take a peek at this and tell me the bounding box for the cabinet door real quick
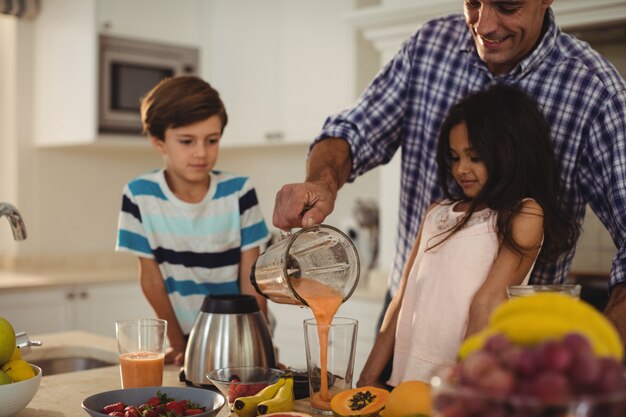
[336,297,384,381]
[73,281,154,338]
[0,287,73,335]
[269,303,313,369]
[210,0,281,147]
[278,0,355,143]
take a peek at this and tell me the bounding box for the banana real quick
[257,377,294,415]
[233,377,286,417]
[459,293,624,360]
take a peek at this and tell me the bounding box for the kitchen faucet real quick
[0,202,27,240]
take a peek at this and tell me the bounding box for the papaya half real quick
[330,387,389,417]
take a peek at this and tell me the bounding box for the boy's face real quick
[151,115,222,190]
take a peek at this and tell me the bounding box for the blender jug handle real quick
[250,260,269,299]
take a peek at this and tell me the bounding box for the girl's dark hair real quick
[435,84,578,261]
[140,75,228,140]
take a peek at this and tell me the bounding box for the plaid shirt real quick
[315,9,626,296]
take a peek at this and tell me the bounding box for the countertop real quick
[16,331,323,417]
[0,265,389,300]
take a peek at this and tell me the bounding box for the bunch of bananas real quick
[232,373,295,417]
[459,293,624,360]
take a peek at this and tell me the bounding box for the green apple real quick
[0,317,16,365]
[0,369,11,385]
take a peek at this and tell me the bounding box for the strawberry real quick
[184,409,205,416]
[166,400,185,416]
[103,402,125,414]
[123,405,140,417]
[107,412,124,417]
[145,396,161,408]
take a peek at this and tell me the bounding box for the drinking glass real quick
[115,318,167,388]
[507,284,581,299]
[304,317,358,415]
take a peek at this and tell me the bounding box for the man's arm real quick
[604,283,626,345]
[273,137,352,230]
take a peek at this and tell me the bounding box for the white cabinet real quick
[211,0,356,147]
[96,0,203,46]
[0,281,154,338]
[31,0,355,148]
[269,295,383,381]
[32,0,204,147]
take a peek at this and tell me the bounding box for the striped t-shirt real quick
[116,169,270,333]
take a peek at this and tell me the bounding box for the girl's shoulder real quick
[517,198,544,217]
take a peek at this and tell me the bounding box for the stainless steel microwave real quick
[98,35,199,134]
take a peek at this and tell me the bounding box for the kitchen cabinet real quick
[0,281,153,337]
[32,0,204,148]
[269,295,383,379]
[209,0,356,147]
[32,0,355,148]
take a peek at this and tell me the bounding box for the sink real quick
[30,356,116,376]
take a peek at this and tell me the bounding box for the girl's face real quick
[449,122,489,199]
[151,115,222,195]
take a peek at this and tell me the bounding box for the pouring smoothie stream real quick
[292,278,344,409]
[250,225,360,411]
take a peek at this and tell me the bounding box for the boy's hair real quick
[140,75,228,140]
[435,84,578,262]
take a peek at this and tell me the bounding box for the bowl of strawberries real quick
[81,387,225,417]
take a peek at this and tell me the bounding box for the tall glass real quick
[304,317,358,415]
[115,318,167,388]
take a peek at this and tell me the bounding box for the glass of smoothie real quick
[304,317,358,415]
[115,318,167,389]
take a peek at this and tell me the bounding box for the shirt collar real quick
[459,8,559,79]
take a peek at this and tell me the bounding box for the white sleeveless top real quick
[388,200,528,385]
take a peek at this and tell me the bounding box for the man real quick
[272,0,626,346]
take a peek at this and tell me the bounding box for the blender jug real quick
[251,224,360,306]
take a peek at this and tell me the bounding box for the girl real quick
[358,84,579,386]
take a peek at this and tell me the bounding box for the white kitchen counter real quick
[16,331,322,417]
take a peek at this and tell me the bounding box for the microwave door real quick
[99,51,186,134]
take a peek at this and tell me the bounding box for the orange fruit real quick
[380,380,431,417]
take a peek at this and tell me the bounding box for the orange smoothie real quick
[292,277,344,411]
[119,351,165,388]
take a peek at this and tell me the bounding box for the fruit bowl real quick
[0,364,42,417]
[82,386,225,417]
[206,366,284,404]
[431,362,626,417]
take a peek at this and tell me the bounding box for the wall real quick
[0,0,378,273]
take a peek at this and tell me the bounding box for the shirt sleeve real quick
[312,31,419,182]
[578,91,626,288]
[115,184,154,259]
[238,178,271,251]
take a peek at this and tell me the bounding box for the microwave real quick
[98,35,199,134]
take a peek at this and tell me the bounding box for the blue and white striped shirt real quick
[116,169,270,333]
[316,10,626,296]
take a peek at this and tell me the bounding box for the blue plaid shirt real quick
[315,10,626,296]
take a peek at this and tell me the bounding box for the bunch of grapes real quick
[434,333,626,417]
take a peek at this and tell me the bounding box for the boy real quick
[116,76,271,365]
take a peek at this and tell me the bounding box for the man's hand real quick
[272,181,336,230]
[273,137,352,230]
[604,282,626,346]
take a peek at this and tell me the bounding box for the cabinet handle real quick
[264,131,284,142]
[66,292,75,300]
[79,291,89,300]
